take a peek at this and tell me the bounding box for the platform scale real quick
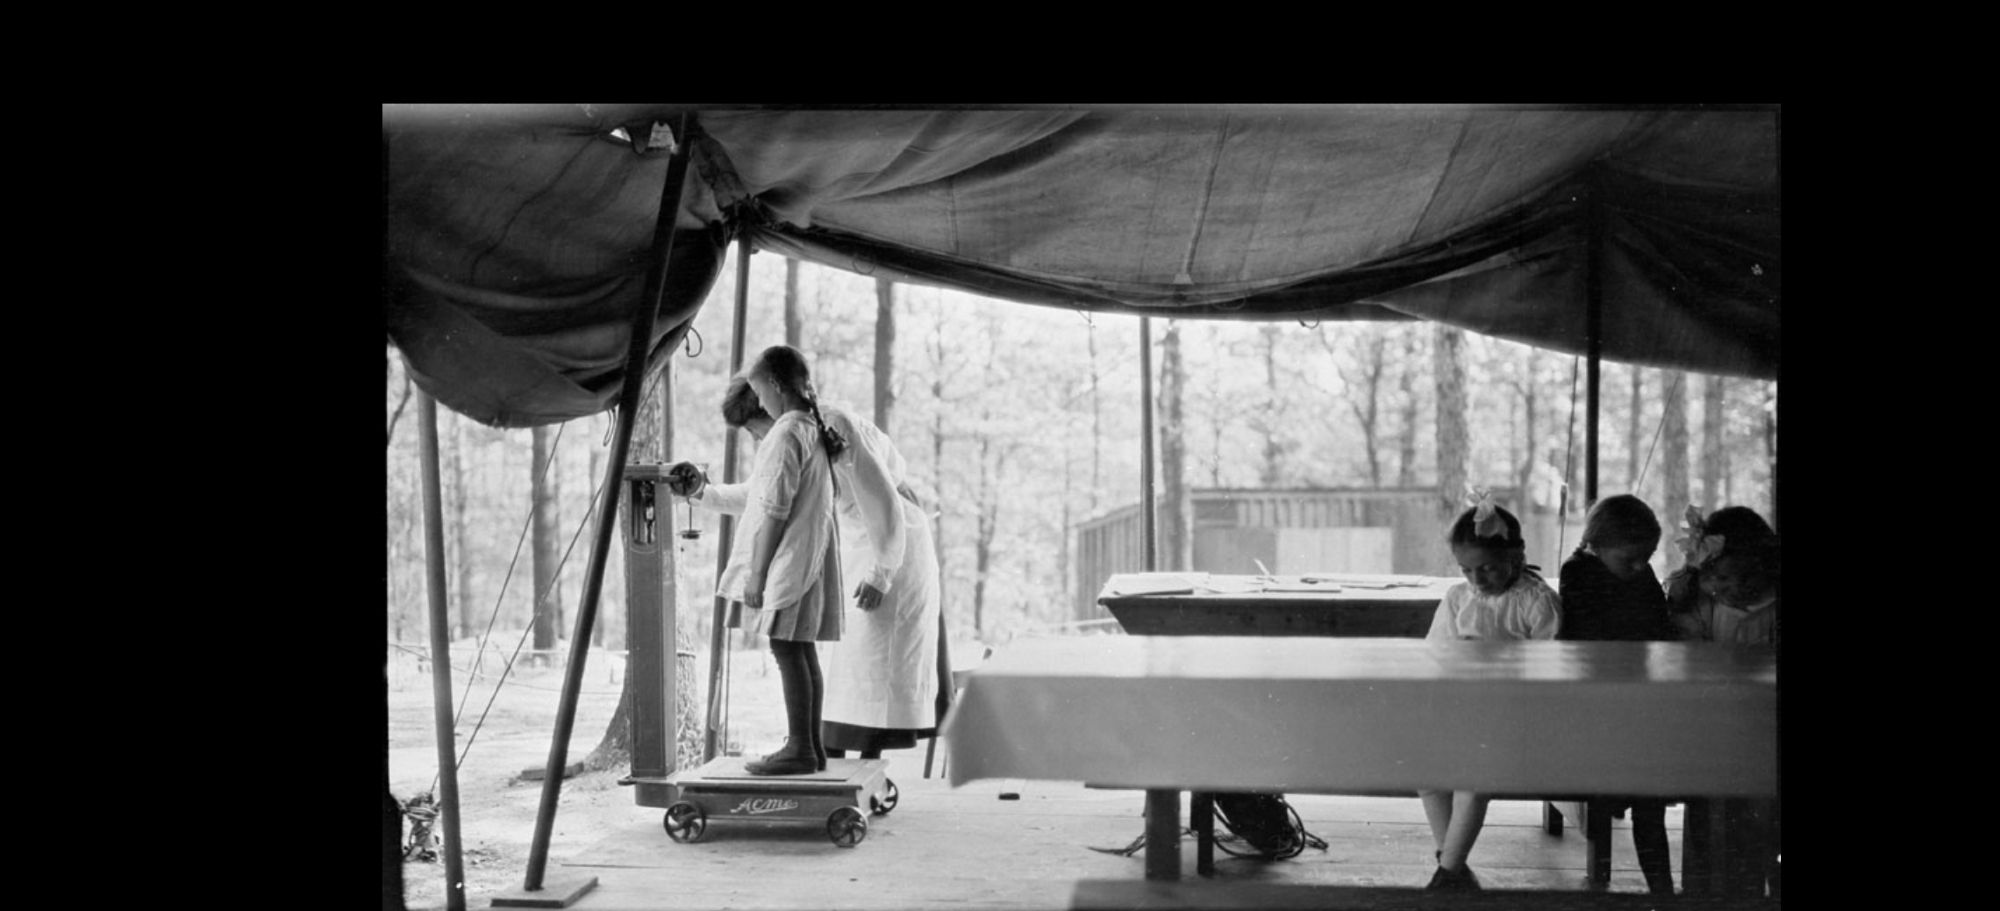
[621,467,899,848]
[631,755,899,847]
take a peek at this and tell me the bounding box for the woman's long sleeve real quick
[846,424,908,593]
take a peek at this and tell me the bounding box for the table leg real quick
[1716,797,1775,897]
[1585,801,1613,888]
[1681,798,1717,895]
[1191,791,1215,877]
[1144,789,1181,881]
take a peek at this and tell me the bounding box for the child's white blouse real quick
[714,412,838,611]
[1427,574,1563,641]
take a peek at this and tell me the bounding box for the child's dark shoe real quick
[745,754,816,775]
[746,739,816,776]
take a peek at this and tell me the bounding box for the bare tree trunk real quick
[1361,334,1386,488]
[388,524,403,645]
[1060,435,1074,618]
[1209,410,1225,488]
[1661,371,1691,543]
[530,424,562,667]
[1763,384,1777,527]
[1434,324,1469,528]
[1326,328,1386,488]
[1160,321,1192,571]
[1396,326,1423,487]
[1517,350,1539,499]
[387,367,413,448]
[930,310,950,629]
[973,434,995,638]
[874,278,895,432]
[784,258,803,349]
[1701,374,1727,513]
[590,446,612,649]
[1258,324,1284,486]
[450,415,476,642]
[1628,366,1645,491]
[1087,320,1102,514]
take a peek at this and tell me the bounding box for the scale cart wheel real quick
[663,801,707,843]
[827,805,868,847]
[870,778,900,816]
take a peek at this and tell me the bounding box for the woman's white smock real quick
[818,404,941,731]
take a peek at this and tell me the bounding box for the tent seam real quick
[1407,114,1473,250]
[1176,115,1233,285]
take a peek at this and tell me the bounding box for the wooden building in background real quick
[1072,487,1570,622]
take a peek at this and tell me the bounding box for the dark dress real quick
[1558,553,1675,642]
[1556,550,1678,895]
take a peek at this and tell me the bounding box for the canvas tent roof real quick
[383,105,1779,428]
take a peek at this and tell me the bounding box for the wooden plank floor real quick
[502,773,1707,910]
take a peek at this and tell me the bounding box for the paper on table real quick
[1258,577,1343,593]
[1292,574,1436,589]
[1105,574,1206,597]
[1197,577,1264,594]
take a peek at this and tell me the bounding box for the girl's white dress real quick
[714,411,842,643]
[1426,573,1562,641]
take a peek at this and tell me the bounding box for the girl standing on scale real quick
[713,345,847,775]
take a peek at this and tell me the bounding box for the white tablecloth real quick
[941,636,1776,798]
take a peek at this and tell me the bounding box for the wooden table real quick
[1097,572,1458,638]
[941,636,1777,884]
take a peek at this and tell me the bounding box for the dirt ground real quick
[387,643,790,911]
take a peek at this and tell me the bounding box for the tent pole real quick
[705,240,752,762]
[1138,316,1157,572]
[1583,171,1604,508]
[1136,314,1169,876]
[512,112,694,902]
[417,389,468,911]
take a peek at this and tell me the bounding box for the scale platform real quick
[630,755,898,847]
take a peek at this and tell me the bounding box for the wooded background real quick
[385,247,1777,662]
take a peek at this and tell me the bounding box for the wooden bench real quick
[1163,789,1625,882]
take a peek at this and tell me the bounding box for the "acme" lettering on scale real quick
[729,797,801,815]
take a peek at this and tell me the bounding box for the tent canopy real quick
[383,105,1779,428]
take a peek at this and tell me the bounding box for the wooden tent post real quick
[501,112,694,907]
[417,389,468,911]
[1135,314,1176,880]
[1583,170,1605,508]
[704,240,753,762]
[1139,316,1157,573]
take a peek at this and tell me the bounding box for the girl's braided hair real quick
[752,345,847,459]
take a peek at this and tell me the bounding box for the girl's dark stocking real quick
[746,639,817,775]
[804,642,826,770]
